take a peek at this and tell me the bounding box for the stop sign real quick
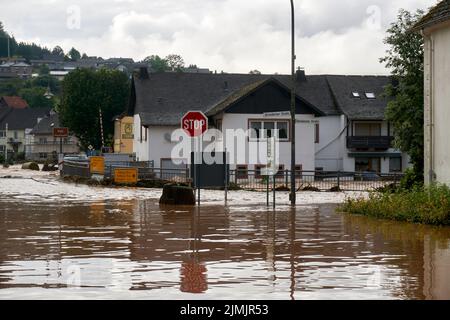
[181,111,208,137]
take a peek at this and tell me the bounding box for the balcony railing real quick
[33,141,77,145]
[347,136,393,149]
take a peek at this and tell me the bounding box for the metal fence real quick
[229,170,403,192]
[60,159,403,192]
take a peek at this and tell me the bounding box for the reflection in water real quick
[0,199,449,299]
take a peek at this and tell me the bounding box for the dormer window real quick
[351,92,360,98]
[365,92,376,99]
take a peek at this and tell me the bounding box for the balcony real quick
[347,136,393,149]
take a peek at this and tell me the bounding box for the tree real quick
[249,70,261,75]
[380,9,425,181]
[67,47,81,61]
[165,54,185,72]
[142,55,169,73]
[52,46,64,57]
[19,87,54,108]
[81,53,88,59]
[60,69,130,150]
[38,64,50,75]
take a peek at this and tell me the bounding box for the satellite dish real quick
[164,132,172,142]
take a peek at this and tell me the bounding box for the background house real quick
[0,107,51,158]
[322,75,409,174]
[0,60,32,79]
[121,69,410,175]
[27,112,80,161]
[0,96,29,109]
[413,0,450,185]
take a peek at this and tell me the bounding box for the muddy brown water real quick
[0,199,449,300]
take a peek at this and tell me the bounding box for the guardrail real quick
[60,159,403,192]
[229,170,403,192]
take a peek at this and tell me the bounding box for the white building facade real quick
[127,71,410,174]
[414,1,450,185]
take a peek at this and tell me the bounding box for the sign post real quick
[53,127,69,156]
[181,111,208,206]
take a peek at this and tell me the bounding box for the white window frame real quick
[248,120,290,142]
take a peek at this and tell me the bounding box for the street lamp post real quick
[289,0,296,206]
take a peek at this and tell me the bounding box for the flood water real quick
[0,199,449,300]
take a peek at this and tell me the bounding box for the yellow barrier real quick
[114,168,138,184]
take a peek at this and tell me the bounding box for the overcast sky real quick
[0,0,438,75]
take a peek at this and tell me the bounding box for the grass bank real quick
[338,184,450,226]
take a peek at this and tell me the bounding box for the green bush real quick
[338,184,450,226]
[399,167,424,191]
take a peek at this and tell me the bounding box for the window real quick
[236,165,248,179]
[277,122,288,140]
[14,131,18,139]
[352,92,360,98]
[315,123,320,144]
[389,157,402,172]
[39,153,47,159]
[0,145,5,154]
[249,120,289,141]
[0,131,5,138]
[39,137,47,144]
[354,122,381,136]
[365,92,376,99]
[355,158,380,172]
[140,125,148,142]
[250,121,262,140]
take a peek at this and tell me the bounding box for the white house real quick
[413,0,450,185]
[126,69,410,175]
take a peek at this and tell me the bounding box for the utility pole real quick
[289,0,296,206]
[99,107,105,152]
[4,123,8,166]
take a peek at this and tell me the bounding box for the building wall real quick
[114,116,134,154]
[133,114,149,161]
[424,24,450,185]
[27,134,79,160]
[315,115,345,171]
[220,113,316,171]
[147,126,180,167]
[133,113,316,171]
[0,129,26,154]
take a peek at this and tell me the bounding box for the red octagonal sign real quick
[181,111,208,137]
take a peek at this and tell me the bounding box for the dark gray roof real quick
[326,75,392,120]
[30,112,60,134]
[0,107,52,130]
[413,0,450,31]
[131,73,339,126]
[130,72,391,126]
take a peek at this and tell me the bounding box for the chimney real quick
[296,67,306,82]
[139,67,149,79]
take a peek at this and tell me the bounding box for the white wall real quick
[220,113,316,171]
[315,115,344,171]
[134,113,316,171]
[133,114,149,161]
[147,126,181,167]
[424,25,450,185]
